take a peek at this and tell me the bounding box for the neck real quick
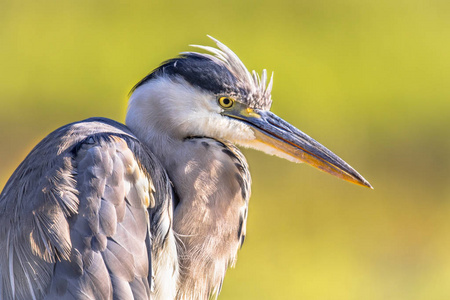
[126,81,250,299]
[126,78,185,163]
[125,130,248,300]
[168,137,249,300]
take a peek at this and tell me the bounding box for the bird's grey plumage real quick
[0,115,250,299]
[0,118,177,299]
[0,36,371,300]
[168,137,250,299]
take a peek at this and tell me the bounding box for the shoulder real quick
[0,117,174,300]
[1,116,171,226]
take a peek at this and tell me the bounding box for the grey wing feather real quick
[0,118,174,300]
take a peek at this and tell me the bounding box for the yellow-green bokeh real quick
[1,0,449,299]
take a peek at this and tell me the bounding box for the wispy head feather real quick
[132,36,273,110]
[188,36,273,110]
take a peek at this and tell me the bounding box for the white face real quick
[126,76,256,144]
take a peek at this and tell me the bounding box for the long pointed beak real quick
[223,105,372,188]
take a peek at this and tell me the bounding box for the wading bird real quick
[0,37,371,300]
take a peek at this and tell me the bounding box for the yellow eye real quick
[218,96,234,108]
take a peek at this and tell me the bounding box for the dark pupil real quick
[222,98,230,105]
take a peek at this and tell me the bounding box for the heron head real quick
[127,36,372,188]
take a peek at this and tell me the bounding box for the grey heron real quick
[0,36,372,300]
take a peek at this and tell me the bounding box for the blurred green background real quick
[1,0,449,299]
